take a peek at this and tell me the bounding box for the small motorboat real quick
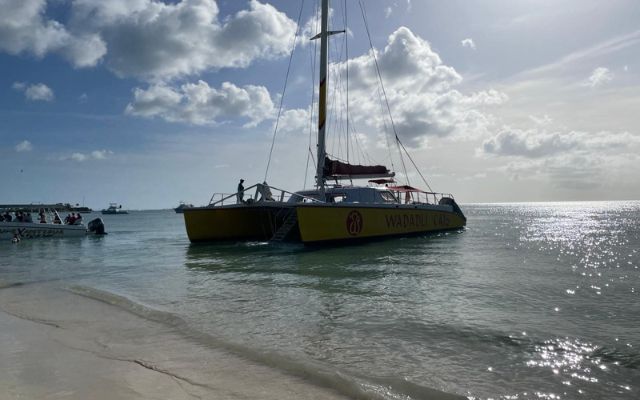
[101,203,128,215]
[174,202,194,214]
[1,204,106,240]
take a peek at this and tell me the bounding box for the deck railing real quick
[208,183,323,206]
[206,183,455,207]
[393,191,455,205]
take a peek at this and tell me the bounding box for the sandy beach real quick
[0,283,357,400]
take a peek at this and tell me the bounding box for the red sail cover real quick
[324,157,392,178]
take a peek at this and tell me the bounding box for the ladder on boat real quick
[270,209,298,242]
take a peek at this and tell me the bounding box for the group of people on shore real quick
[0,210,83,225]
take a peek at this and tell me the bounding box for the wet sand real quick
[0,283,354,400]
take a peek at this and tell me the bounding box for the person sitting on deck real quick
[15,212,23,222]
[53,214,62,224]
[64,214,71,224]
[39,211,46,224]
[73,213,83,225]
[3,212,12,222]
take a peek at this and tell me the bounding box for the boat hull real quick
[0,222,87,239]
[295,204,465,244]
[183,204,293,242]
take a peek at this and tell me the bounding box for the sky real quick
[1,0,639,209]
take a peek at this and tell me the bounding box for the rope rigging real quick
[274,0,435,193]
[264,0,306,182]
[357,0,434,191]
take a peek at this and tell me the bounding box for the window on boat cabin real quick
[328,194,347,203]
[379,191,398,203]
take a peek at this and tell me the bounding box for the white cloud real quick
[514,29,640,80]
[69,0,297,81]
[63,149,114,162]
[70,153,87,162]
[461,38,476,50]
[15,140,33,152]
[529,114,553,126]
[333,27,505,147]
[0,0,106,67]
[26,83,54,101]
[385,7,393,19]
[91,149,113,159]
[585,67,614,87]
[481,126,640,188]
[275,108,311,135]
[1,0,298,81]
[12,81,54,101]
[125,80,275,126]
[482,127,638,158]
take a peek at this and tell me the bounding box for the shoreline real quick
[0,283,357,400]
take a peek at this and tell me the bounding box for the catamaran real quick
[183,0,465,244]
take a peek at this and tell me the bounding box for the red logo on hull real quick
[346,210,363,236]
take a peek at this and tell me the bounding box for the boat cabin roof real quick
[290,186,398,204]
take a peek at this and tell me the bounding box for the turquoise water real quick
[1,202,638,399]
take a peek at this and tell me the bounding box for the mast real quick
[315,0,329,198]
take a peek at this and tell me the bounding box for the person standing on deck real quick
[237,179,245,204]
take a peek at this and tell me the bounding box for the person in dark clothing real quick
[237,179,245,204]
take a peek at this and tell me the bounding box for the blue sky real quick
[1,0,639,209]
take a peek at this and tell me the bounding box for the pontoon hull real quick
[295,204,465,244]
[183,204,293,242]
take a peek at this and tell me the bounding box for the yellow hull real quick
[296,204,465,244]
[183,205,291,242]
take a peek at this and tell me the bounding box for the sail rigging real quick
[323,157,394,179]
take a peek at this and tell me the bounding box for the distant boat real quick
[101,203,128,215]
[1,205,105,239]
[174,202,194,214]
[70,206,92,213]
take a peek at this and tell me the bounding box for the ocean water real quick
[0,202,638,399]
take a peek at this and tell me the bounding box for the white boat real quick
[0,205,105,240]
[174,202,194,214]
[101,203,128,215]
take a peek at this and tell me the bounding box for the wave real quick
[0,280,24,289]
[68,285,466,400]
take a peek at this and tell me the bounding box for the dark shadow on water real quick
[183,229,467,282]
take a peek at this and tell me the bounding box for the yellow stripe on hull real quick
[183,206,286,242]
[296,205,465,244]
